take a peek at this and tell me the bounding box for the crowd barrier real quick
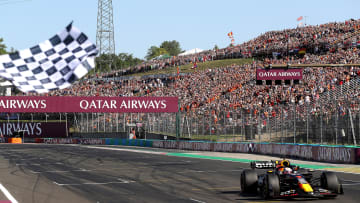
[36,138,360,164]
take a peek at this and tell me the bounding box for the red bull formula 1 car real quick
[240,160,343,199]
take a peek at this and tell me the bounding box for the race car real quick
[240,159,343,199]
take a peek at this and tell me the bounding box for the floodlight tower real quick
[96,0,115,56]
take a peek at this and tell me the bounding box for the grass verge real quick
[128,58,254,77]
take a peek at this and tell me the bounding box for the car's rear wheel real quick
[321,172,341,195]
[240,169,258,193]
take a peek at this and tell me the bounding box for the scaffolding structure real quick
[96,0,115,56]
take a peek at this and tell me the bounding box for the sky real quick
[0,0,360,59]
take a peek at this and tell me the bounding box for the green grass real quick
[127,58,254,77]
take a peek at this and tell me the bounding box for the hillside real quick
[126,58,254,77]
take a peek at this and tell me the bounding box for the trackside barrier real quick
[36,138,360,164]
[39,138,152,147]
[151,141,360,164]
[104,139,153,147]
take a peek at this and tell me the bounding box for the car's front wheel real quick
[321,172,342,195]
[261,173,280,199]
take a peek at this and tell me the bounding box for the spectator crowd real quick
[19,19,360,132]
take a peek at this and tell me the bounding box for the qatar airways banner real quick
[0,122,67,138]
[256,68,303,80]
[0,96,178,113]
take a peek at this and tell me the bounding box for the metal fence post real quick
[65,113,68,137]
[258,113,261,143]
[224,111,227,141]
[209,112,212,137]
[176,104,180,140]
[275,113,278,142]
[233,112,235,142]
[87,113,89,133]
[348,109,357,146]
[196,114,198,137]
[293,102,296,144]
[123,113,126,132]
[281,106,283,143]
[97,113,100,133]
[250,113,253,141]
[306,103,309,144]
[320,109,323,144]
[116,113,119,132]
[91,113,94,132]
[335,110,338,145]
[241,111,245,141]
[103,113,106,132]
[81,113,83,132]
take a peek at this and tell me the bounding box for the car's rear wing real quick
[250,161,277,169]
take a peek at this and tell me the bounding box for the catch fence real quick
[1,78,359,146]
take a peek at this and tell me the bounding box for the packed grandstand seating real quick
[19,19,360,126]
[91,18,360,78]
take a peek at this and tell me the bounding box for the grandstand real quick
[10,19,360,145]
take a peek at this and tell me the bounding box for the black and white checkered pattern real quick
[0,23,98,93]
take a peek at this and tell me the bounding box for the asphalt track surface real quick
[0,144,359,203]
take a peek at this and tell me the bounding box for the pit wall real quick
[36,138,360,164]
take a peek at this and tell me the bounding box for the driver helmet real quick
[282,160,290,167]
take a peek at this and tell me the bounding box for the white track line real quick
[53,178,135,186]
[190,198,206,203]
[82,146,166,155]
[0,183,18,203]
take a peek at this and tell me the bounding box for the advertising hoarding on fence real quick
[0,122,67,138]
[256,68,303,80]
[0,96,178,113]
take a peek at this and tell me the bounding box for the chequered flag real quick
[0,23,98,93]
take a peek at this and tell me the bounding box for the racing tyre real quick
[321,172,341,194]
[261,173,280,199]
[240,169,258,193]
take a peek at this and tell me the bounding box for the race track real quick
[0,144,359,203]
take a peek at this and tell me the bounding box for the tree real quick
[214,44,219,50]
[112,53,143,70]
[95,53,143,73]
[0,38,7,55]
[146,46,159,60]
[160,40,182,56]
[95,54,112,73]
[145,46,169,60]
